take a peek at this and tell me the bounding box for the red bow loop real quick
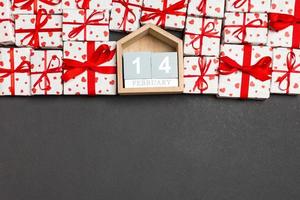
[75,0,90,9]
[232,18,263,42]
[233,0,247,8]
[0,60,31,79]
[269,13,300,31]
[13,0,61,13]
[0,18,14,24]
[194,57,211,92]
[197,0,207,15]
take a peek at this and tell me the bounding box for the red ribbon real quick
[31,51,62,94]
[197,0,207,16]
[0,48,31,96]
[185,19,220,55]
[15,9,62,48]
[112,0,141,31]
[219,45,272,99]
[63,10,107,40]
[140,0,186,28]
[0,18,14,24]
[232,0,251,12]
[274,50,300,94]
[184,57,218,93]
[62,43,116,96]
[13,0,61,13]
[75,0,90,9]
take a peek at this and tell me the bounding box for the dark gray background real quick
[0,32,300,200]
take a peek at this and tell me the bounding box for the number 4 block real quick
[151,52,178,79]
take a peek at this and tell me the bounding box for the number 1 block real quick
[123,52,152,80]
[151,52,178,79]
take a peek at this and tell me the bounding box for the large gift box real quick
[109,0,142,32]
[15,10,63,49]
[63,9,109,41]
[223,12,268,45]
[0,0,15,45]
[12,0,62,14]
[184,16,222,56]
[184,56,219,94]
[63,41,117,95]
[271,48,300,95]
[268,0,300,48]
[140,0,188,31]
[0,48,32,96]
[187,0,225,18]
[218,44,273,99]
[225,0,270,13]
[31,50,63,95]
[62,0,112,10]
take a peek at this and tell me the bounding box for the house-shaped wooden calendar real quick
[117,24,184,95]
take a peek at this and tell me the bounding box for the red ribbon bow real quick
[140,0,186,28]
[197,0,207,15]
[269,13,300,31]
[62,43,116,95]
[13,0,61,13]
[232,0,251,11]
[75,0,90,9]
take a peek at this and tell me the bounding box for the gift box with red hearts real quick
[63,41,117,95]
[31,50,63,95]
[184,56,219,94]
[62,0,112,10]
[225,0,270,13]
[140,0,188,31]
[0,0,15,45]
[12,0,62,14]
[187,0,225,18]
[223,12,268,45]
[218,44,273,99]
[109,0,142,32]
[271,48,300,95]
[184,16,222,56]
[0,48,32,96]
[15,10,63,49]
[63,9,109,41]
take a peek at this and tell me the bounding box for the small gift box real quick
[223,12,268,45]
[184,56,219,94]
[109,0,142,32]
[15,10,63,49]
[63,41,117,95]
[12,0,62,14]
[63,9,109,42]
[184,16,222,56]
[140,0,188,31]
[0,1,15,45]
[271,48,300,95]
[225,0,270,13]
[62,0,112,10]
[0,48,32,96]
[31,50,63,95]
[218,44,273,99]
[187,0,225,18]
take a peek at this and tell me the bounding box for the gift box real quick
[268,0,300,48]
[218,44,273,99]
[63,41,117,95]
[271,48,300,95]
[223,12,268,45]
[140,0,188,31]
[12,0,62,14]
[63,9,109,41]
[109,0,142,32]
[0,48,32,96]
[184,16,222,56]
[31,50,63,95]
[15,10,63,49]
[184,56,219,94]
[62,0,112,10]
[187,0,225,18]
[0,1,15,45]
[225,0,270,13]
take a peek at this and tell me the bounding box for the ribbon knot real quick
[233,0,248,8]
[75,0,90,9]
[13,0,61,13]
[233,19,263,42]
[0,60,31,79]
[193,57,211,92]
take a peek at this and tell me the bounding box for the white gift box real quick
[184,56,219,94]
[218,44,273,99]
[0,48,32,96]
[140,0,188,31]
[271,48,300,95]
[63,41,117,95]
[12,0,62,14]
[31,50,63,95]
[63,9,109,41]
[184,16,222,56]
[62,0,112,10]
[223,12,268,45]
[0,0,15,45]
[187,0,225,18]
[109,0,142,32]
[225,0,270,13]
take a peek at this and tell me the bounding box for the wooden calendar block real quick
[151,52,178,79]
[123,52,152,80]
